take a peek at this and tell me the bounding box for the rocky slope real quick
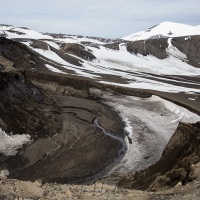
[118,122,200,191]
[125,35,200,68]
[0,71,128,184]
[0,22,200,199]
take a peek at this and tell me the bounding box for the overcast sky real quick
[0,0,199,38]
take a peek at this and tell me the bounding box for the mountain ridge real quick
[1,21,200,43]
[123,21,200,41]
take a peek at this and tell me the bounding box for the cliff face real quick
[60,43,96,61]
[172,35,200,68]
[126,38,168,59]
[126,36,200,68]
[0,73,60,139]
[118,122,200,191]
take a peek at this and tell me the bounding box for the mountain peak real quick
[123,21,200,41]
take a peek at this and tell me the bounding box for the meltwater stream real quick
[94,118,127,157]
[72,118,127,184]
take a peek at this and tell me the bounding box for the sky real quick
[0,0,199,38]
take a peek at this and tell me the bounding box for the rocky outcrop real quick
[0,74,61,139]
[172,35,200,68]
[6,30,25,35]
[0,37,48,71]
[0,37,82,73]
[118,122,200,191]
[51,45,83,66]
[30,40,49,50]
[125,35,200,68]
[0,53,24,78]
[30,40,83,66]
[126,38,168,59]
[60,43,96,61]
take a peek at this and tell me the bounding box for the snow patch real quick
[0,169,9,178]
[167,38,188,60]
[45,64,66,74]
[1,26,53,40]
[0,128,31,156]
[188,97,196,101]
[88,45,199,76]
[96,91,200,173]
[123,117,133,136]
[44,41,60,49]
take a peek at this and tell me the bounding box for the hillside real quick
[0,22,200,199]
[0,23,200,93]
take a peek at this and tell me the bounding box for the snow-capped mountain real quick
[123,21,200,41]
[0,23,200,93]
[1,22,200,193]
